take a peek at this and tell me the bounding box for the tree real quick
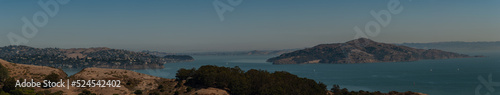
[175,68,194,80]
[78,89,96,95]
[340,88,349,95]
[2,77,16,93]
[157,85,163,89]
[331,84,341,93]
[178,65,327,95]
[44,73,59,82]
[0,64,8,82]
[43,73,60,88]
[134,90,142,95]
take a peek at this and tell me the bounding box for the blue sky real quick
[0,0,499,52]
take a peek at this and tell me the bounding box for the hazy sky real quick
[1,0,499,53]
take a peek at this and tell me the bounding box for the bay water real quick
[63,51,500,95]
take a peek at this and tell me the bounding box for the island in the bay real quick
[0,45,194,69]
[268,38,478,64]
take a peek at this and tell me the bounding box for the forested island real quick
[268,38,475,64]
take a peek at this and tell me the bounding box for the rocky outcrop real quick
[268,38,473,64]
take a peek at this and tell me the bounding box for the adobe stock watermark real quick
[213,0,243,21]
[475,73,500,95]
[7,0,70,45]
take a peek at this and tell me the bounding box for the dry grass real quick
[1,59,225,95]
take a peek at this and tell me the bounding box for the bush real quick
[43,73,60,88]
[44,73,60,82]
[134,90,142,95]
[186,87,192,92]
[1,78,16,93]
[149,92,160,95]
[157,85,163,89]
[6,88,36,95]
[0,64,9,82]
[173,91,179,95]
[78,89,96,95]
[159,89,164,92]
[0,91,9,95]
[175,68,194,80]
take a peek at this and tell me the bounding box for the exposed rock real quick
[189,87,229,95]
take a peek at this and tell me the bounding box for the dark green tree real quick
[43,73,60,88]
[175,68,194,80]
[44,73,60,82]
[78,89,96,95]
[2,77,16,93]
[331,84,341,93]
[134,90,143,95]
[157,85,163,89]
[177,65,327,95]
[0,64,8,82]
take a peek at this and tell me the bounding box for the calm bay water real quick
[63,51,500,95]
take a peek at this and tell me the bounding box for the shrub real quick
[1,78,16,93]
[134,90,142,95]
[174,91,179,95]
[175,68,194,80]
[0,64,9,82]
[78,89,96,95]
[149,92,160,95]
[44,73,60,82]
[42,73,60,88]
[186,87,192,92]
[157,85,163,89]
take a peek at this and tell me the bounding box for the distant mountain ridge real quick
[143,49,297,56]
[0,45,194,69]
[400,41,500,52]
[267,38,475,64]
[187,49,296,56]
